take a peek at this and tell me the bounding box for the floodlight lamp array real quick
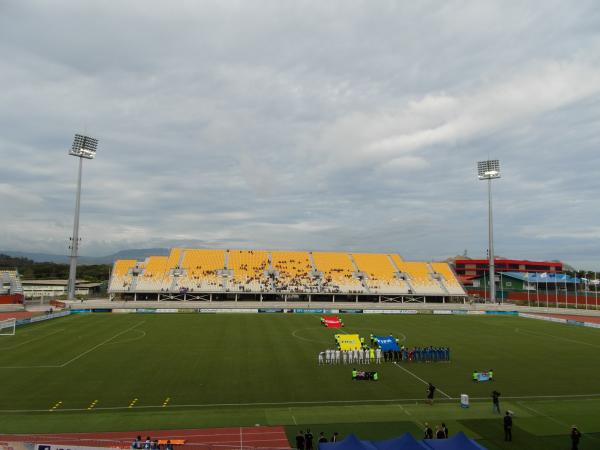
[477,160,500,180]
[69,134,99,159]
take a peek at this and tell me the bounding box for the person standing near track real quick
[503,411,513,442]
[335,349,341,364]
[305,429,314,450]
[423,423,433,439]
[296,431,305,450]
[571,425,582,450]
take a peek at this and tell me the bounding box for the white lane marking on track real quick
[393,362,452,399]
[0,321,146,369]
[515,328,600,349]
[3,393,600,413]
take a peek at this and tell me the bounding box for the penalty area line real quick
[59,321,146,368]
[393,362,452,399]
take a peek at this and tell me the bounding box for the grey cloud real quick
[1,1,600,269]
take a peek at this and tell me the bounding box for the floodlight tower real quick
[67,134,99,301]
[477,159,501,303]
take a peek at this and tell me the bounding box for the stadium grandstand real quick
[0,268,24,304]
[108,248,466,302]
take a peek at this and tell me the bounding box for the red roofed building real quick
[453,258,563,286]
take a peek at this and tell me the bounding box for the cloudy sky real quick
[1,1,600,268]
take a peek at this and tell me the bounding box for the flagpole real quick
[594,272,598,311]
[483,272,487,302]
[526,273,530,307]
[575,271,578,309]
[564,271,568,309]
[585,274,588,310]
[500,272,504,304]
[554,272,558,309]
[545,277,549,309]
[536,276,540,307]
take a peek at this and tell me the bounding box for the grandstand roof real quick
[499,272,580,284]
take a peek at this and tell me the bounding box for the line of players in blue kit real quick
[399,346,451,362]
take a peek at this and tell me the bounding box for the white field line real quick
[6,431,286,440]
[515,328,600,349]
[517,401,599,442]
[2,393,600,414]
[0,321,145,369]
[59,321,145,367]
[0,328,65,351]
[393,362,452,399]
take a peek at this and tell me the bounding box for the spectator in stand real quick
[165,440,173,450]
[131,436,142,449]
[144,437,152,450]
[296,430,305,450]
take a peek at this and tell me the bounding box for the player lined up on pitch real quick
[318,336,451,364]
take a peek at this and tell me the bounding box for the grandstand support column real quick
[378,295,381,303]
[134,293,137,301]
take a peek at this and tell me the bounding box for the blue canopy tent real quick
[374,335,400,351]
[319,432,486,450]
[320,435,376,450]
[373,434,429,450]
[422,432,487,450]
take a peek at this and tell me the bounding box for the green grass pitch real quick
[1,312,600,449]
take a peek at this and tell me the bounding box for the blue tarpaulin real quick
[320,433,486,450]
[372,434,429,450]
[374,335,400,351]
[422,432,487,449]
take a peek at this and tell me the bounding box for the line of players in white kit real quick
[318,348,382,365]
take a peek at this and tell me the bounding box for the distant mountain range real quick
[0,248,170,265]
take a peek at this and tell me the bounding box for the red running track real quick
[0,311,36,321]
[0,426,291,450]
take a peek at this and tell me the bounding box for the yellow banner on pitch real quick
[335,334,361,351]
